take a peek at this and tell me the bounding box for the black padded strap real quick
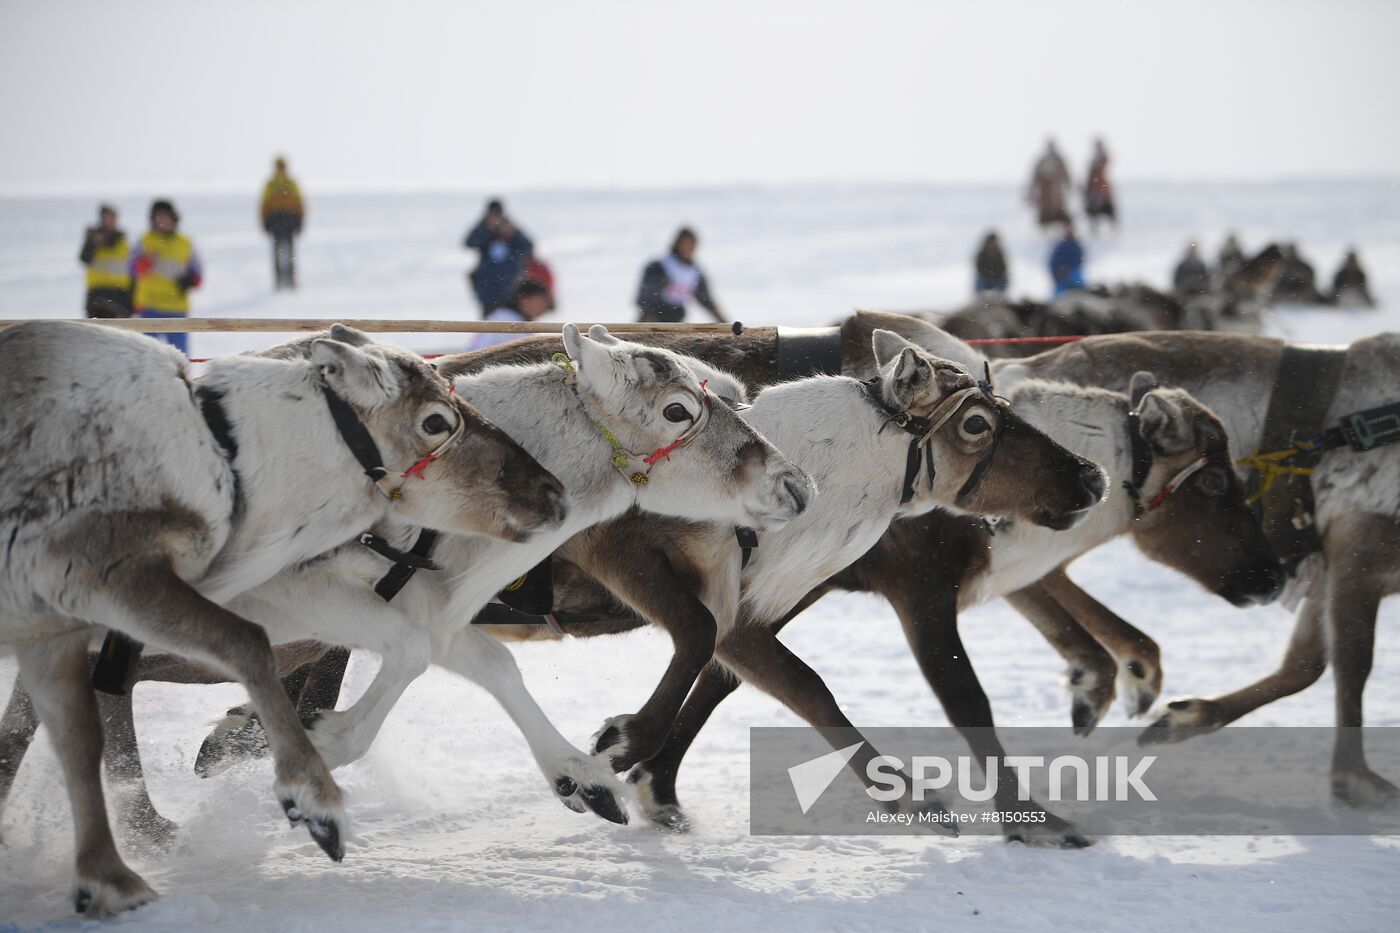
[496,557,555,616]
[1250,345,1347,571]
[370,529,440,603]
[92,630,143,696]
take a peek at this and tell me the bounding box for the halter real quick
[1122,409,1213,514]
[862,366,1003,506]
[321,382,466,501]
[552,353,712,486]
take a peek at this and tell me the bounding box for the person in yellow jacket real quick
[78,204,133,318]
[261,156,305,289]
[131,199,202,355]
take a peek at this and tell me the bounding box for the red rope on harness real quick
[402,453,437,480]
[643,379,708,465]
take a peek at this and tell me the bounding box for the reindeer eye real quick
[664,403,693,423]
[962,413,991,436]
[422,414,451,435]
[1196,468,1228,497]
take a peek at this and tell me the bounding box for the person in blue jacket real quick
[1049,221,1086,297]
[463,198,533,314]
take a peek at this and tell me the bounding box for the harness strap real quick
[1245,345,1347,572]
[1122,410,1157,513]
[322,385,390,485]
[472,602,582,635]
[368,529,440,602]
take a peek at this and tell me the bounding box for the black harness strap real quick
[1250,345,1347,573]
[775,326,843,379]
[860,377,935,505]
[369,529,440,602]
[1323,401,1400,453]
[322,385,390,484]
[1122,409,1157,512]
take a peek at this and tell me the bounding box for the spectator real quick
[974,231,1009,295]
[636,227,726,323]
[464,198,533,314]
[78,204,132,318]
[260,156,305,290]
[1218,233,1246,281]
[1083,139,1117,234]
[131,199,201,355]
[1172,241,1211,299]
[1330,250,1375,308]
[1027,138,1072,229]
[1274,243,1324,304]
[1048,221,1086,297]
[469,279,553,351]
[521,252,556,310]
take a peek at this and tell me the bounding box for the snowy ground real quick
[1,181,1398,931]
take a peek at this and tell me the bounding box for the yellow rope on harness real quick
[1236,443,1318,505]
[554,352,649,484]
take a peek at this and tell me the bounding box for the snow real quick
[1,180,1398,932]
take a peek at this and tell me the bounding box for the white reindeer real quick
[139,324,811,823]
[0,321,569,916]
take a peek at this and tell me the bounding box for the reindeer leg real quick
[437,625,626,824]
[569,535,722,774]
[1006,583,1118,734]
[97,690,178,851]
[17,630,156,917]
[629,659,741,832]
[0,675,42,836]
[1322,514,1399,808]
[711,622,958,835]
[1038,566,1163,718]
[88,564,347,861]
[1140,590,1327,744]
[891,582,1091,847]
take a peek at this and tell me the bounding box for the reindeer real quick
[557,358,1277,846]
[997,329,1400,807]
[0,324,810,842]
[0,321,567,916]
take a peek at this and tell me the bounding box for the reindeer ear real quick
[587,324,623,346]
[1137,390,1194,454]
[328,323,373,347]
[872,329,916,369]
[885,347,933,409]
[1128,371,1159,410]
[562,324,617,386]
[311,339,395,408]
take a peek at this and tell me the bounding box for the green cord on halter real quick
[553,352,650,483]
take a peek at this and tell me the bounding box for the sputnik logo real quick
[787,741,864,814]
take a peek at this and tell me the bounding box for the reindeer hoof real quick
[72,869,158,918]
[1071,698,1101,736]
[553,763,629,824]
[1331,768,1400,809]
[1137,697,1225,745]
[281,797,345,861]
[648,804,692,834]
[1121,659,1160,717]
[195,707,270,777]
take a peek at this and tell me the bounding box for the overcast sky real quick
[3,0,1397,193]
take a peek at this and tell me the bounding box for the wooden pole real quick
[0,318,746,335]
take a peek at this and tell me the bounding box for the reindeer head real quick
[1125,371,1284,607]
[870,327,1107,530]
[310,324,566,542]
[564,325,812,531]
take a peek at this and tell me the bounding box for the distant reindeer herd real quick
[1,302,1397,917]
